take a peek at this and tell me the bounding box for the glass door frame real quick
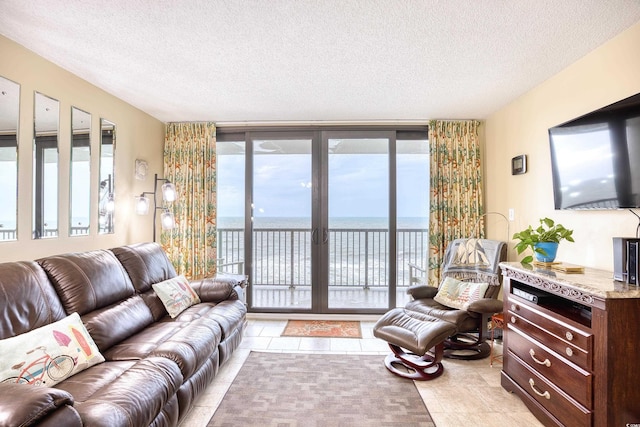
[317,130,397,314]
[243,130,321,313]
[218,125,427,315]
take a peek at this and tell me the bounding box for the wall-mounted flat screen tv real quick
[549,92,640,210]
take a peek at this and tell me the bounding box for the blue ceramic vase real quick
[534,242,559,262]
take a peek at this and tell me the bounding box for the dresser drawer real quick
[508,325,592,409]
[507,352,591,427]
[507,298,592,353]
[506,299,593,371]
[507,308,591,371]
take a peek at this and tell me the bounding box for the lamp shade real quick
[162,182,177,202]
[135,195,150,215]
[160,210,175,230]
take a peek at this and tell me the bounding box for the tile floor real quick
[180,318,544,427]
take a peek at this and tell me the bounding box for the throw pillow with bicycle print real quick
[0,312,104,386]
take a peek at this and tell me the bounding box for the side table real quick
[489,312,505,367]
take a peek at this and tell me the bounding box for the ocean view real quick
[218,216,428,230]
[216,216,429,289]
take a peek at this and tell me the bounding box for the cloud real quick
[217,150,429,219]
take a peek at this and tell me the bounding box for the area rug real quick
[281,319,362,338]
[208,351,435,427]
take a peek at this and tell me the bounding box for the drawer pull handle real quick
[566,347,573,357]
[565,331,574,341]
[529,378,551,400]
[529,349,551,367]
[510,316,516,324]
[510,303,516,311]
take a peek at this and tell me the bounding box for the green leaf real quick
[512,217,574,263]
[533,246,548,256]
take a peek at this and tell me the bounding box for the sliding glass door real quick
[324,134,391,310]
[216,127,428,314]
[252,135,314,310]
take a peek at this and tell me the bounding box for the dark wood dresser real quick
[499,262,640,427]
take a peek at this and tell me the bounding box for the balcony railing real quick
[0,228,16,240]
[0,227,88,241]
[217,227,428,289]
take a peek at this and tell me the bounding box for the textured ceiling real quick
[1,1,640,124]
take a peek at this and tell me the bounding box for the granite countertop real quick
[499,261,640,299]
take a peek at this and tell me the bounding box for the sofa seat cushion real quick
[102,318,222,379]
[55,357,182,427]
[175,299,246,341]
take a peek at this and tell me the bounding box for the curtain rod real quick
[214,119,430,128]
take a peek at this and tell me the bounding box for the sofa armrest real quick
[0,383,81,427]
[406,285,439,300]
[191,273,248,304]
[466,298,503,314]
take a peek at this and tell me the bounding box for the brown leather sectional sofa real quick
[0,242,247,427]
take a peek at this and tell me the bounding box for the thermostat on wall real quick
[135,159,148,180]
[512,155,527,175]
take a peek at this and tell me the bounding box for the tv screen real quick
[549,92,640,210]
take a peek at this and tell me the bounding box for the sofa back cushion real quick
[38,250,135,315]
[111,243,179,321]
[37,250,154,352]
[111,243,178,293]
[81,295,155,352]
[0,261,67,340]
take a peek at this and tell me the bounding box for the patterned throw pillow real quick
[152,275,201,318]
[0,312,104,386]
[433,277,489,310]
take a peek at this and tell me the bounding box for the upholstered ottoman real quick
[373,308,457,380]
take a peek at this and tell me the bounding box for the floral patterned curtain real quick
[163,122,217,279]
[428,120,484,286]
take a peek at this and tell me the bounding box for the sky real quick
[0,142,429,231]
[217,147,429,221]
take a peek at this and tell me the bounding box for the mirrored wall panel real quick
[70,107,91,236]
[99,119,115,234]
[33,92,59,239]
[0,76,19,242]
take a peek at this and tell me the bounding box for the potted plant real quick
[513,217,574,264]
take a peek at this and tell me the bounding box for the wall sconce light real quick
[135,173,177,241]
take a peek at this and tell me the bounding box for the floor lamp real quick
[98,174,115,233]
[134,174,177,242]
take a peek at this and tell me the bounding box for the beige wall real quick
[0,36,165,262]
[485,21,640,270]
[5,18,640,269]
